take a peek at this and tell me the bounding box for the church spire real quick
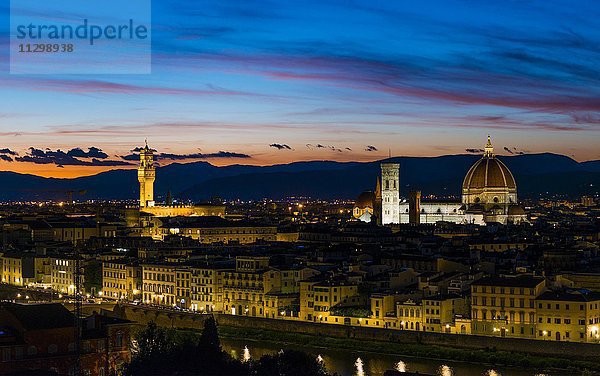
[484,135,494,157]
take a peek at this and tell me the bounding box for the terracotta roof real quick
[472,275,544,288]
[355,191,375,208]
[1,303,74,330]
[462,156,516,190]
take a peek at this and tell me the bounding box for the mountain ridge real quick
[0,153,598,201]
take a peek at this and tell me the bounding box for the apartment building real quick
[50,255,83,295]
[190,265,226,312]
[175,269,191,309]
[222,256,271,316]
[299,277,362,324]
[102,260,142,300]
[471,275,546,338]
[536,289,600,343]
[1,253,24,286]
[142,263,177,306]
[422,293,469,333]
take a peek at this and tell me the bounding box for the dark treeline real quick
[124,317,336,376]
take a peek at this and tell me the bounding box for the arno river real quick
[221,337,574,376]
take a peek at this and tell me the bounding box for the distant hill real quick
[0,153,598,201]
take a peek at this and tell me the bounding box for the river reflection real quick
[221,337,573,376]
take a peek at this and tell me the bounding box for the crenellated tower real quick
[138,140,155,207]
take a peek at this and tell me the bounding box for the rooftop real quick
[1,303,74,330]
[472,275,545,288]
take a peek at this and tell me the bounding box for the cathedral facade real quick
[355,137,527,225]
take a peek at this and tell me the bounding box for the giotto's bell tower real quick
[380,162,400,224]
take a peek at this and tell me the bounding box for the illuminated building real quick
[263,266,319,319]
[156,216,277,244]
[141,263,177,306]
[380,162,400,224]
[175,269,191,309]
[353,191,376,221]
[299,277,362,323]
[137,141,155,208]
[422,293,469,333]
[102,260,142,300]
[190,265,225,312]
[375,137,527,225]
[471,275,545,338]
[50,256,83,295]
[536,290,600,343]
[1,253,24,286]
[222,257,270,317]
[1,253,52,289]
[130,141,225,220]
[50,221,117,245]
[396,299,423,331]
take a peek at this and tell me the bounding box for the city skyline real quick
[1,2,599,376]
[1,0,599,178]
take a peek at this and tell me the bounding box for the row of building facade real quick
[99,256,600,343]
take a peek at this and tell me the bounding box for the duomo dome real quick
[461,136,521,221]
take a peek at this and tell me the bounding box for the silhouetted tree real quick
[134,321,172,360]
[199,315,221,354]
[124,321,175,375]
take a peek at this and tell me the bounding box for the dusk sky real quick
[1,0,599,178]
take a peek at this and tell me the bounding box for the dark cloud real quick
[66,147,108,159]
[306,144,346,152]
[159,151,251,160]
[0,155,13,162]
[365,145,378,152]
[15,147,133,166]
[120,153,140,161]
[504,146,526,155]
[121,151,251,161]
[131,146,157,152]
[0,148,18,156]
[269,143,292,150]
[571,114,600,124]
[465,148,484,154]
[345,147,352,151]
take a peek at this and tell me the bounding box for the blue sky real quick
[0,0,598,177]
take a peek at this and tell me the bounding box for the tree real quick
[199,315,221,355]
[124,321,175,375]
[134,321,172,360]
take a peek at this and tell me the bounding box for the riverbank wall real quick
[111,304,599,361]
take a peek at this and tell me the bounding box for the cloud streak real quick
[120,150,251,161]
[270,143,292,150]
[15,147,133,166]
